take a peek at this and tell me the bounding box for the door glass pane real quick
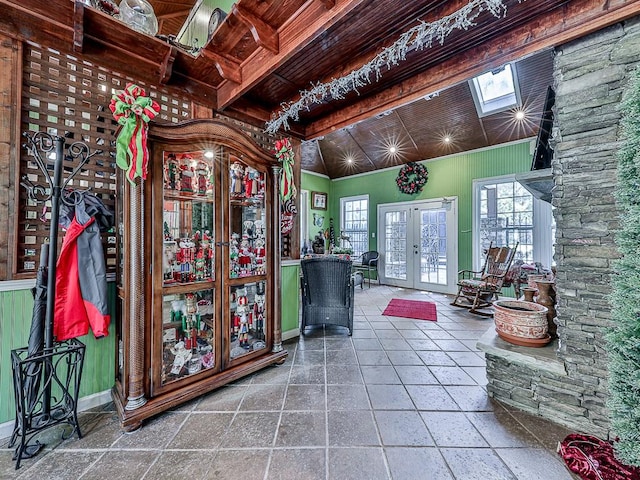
[229,281,267,360]
[229,156,267,278]
[161,289,215,385]
[420,208,447,285]
[384,210,407,280]
[162,150,215,285]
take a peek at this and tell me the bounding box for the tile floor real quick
[0,284,579,479]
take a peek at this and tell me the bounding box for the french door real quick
[378,198,458,293]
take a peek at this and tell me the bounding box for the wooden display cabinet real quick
[113,119,287,431]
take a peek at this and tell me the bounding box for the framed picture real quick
[312,191,327,210]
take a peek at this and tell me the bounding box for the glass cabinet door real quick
[229,281,267,359]
[155,149,218,392]
[162,151,215,286]
[161,288,216,385]
[228,156,267,279]
[228,155,268,361]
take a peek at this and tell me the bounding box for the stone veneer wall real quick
[483,17,640,438]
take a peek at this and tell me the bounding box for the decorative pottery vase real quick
[493,299,551,347]
[523,287,536,302]
[527,274,546,292]
[535,280,557,338]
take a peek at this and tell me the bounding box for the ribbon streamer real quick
[109,83,160,183]
[274,138,297,202]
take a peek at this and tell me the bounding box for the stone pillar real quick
[550,18,640,435]
[483,17,640,439]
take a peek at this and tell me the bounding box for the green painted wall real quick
[280,264,300,334]
[301,172,331,242]
[0,284,116,424]
[319,140,532,274]
[216,0,235,12]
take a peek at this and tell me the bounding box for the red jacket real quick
[54,194,111,341]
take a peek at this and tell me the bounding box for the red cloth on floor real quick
[558,434,640,480]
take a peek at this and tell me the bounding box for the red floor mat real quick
[382,298,437,321]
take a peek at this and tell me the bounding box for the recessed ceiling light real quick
[443,136,451,143]
[204,150,214,159]
[515,110,525,121]
[379,134,406,164]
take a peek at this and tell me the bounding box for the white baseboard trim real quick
[282,328,300,342]
[0,389,113,441]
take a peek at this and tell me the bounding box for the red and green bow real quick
[109,83,160,183]
[274,138,296,202]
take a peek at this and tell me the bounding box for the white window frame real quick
[340,194,369,257]
[469,64,522,118]
[472,174,553,271]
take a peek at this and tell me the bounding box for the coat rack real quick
[9,132,101,469]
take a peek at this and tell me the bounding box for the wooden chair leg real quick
[469,290,494,316]
[450,285,466,307]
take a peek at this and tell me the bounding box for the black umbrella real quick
[24,243,49,412]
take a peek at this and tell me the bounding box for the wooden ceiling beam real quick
[150,0,193,5]
[156,9,192,21]
[320,0,336,8]
[305,0,640,138]
[201,50,242,84]
[393,110,420,154]
[316,139,329,175]
[217,0,366,110]
[232,4,279,54]
[346,130,377,170]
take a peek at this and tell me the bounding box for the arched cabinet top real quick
[148,119,275,165]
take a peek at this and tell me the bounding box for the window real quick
[340,195,369,257]
[473,175,554,270]
[469,64,521,117]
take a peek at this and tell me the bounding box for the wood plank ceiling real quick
[2,0,640,178]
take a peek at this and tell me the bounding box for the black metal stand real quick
[9,132,100,469]
[9,340,86,469]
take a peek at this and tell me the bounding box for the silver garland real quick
[264,0,509,134]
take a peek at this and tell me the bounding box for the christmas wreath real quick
[396,162,428,194]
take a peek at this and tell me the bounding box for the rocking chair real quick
[451,242,519,316]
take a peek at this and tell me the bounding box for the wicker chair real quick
[450,242,519,316]
[352,251,379,288]
[300,256,354,335]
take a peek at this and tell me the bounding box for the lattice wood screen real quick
[215,112,275,153]
[15,43,192,278]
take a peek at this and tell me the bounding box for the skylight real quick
[469,64,521,117]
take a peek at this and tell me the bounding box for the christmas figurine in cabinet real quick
[229,282,267,359]
[114,119,287,432]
